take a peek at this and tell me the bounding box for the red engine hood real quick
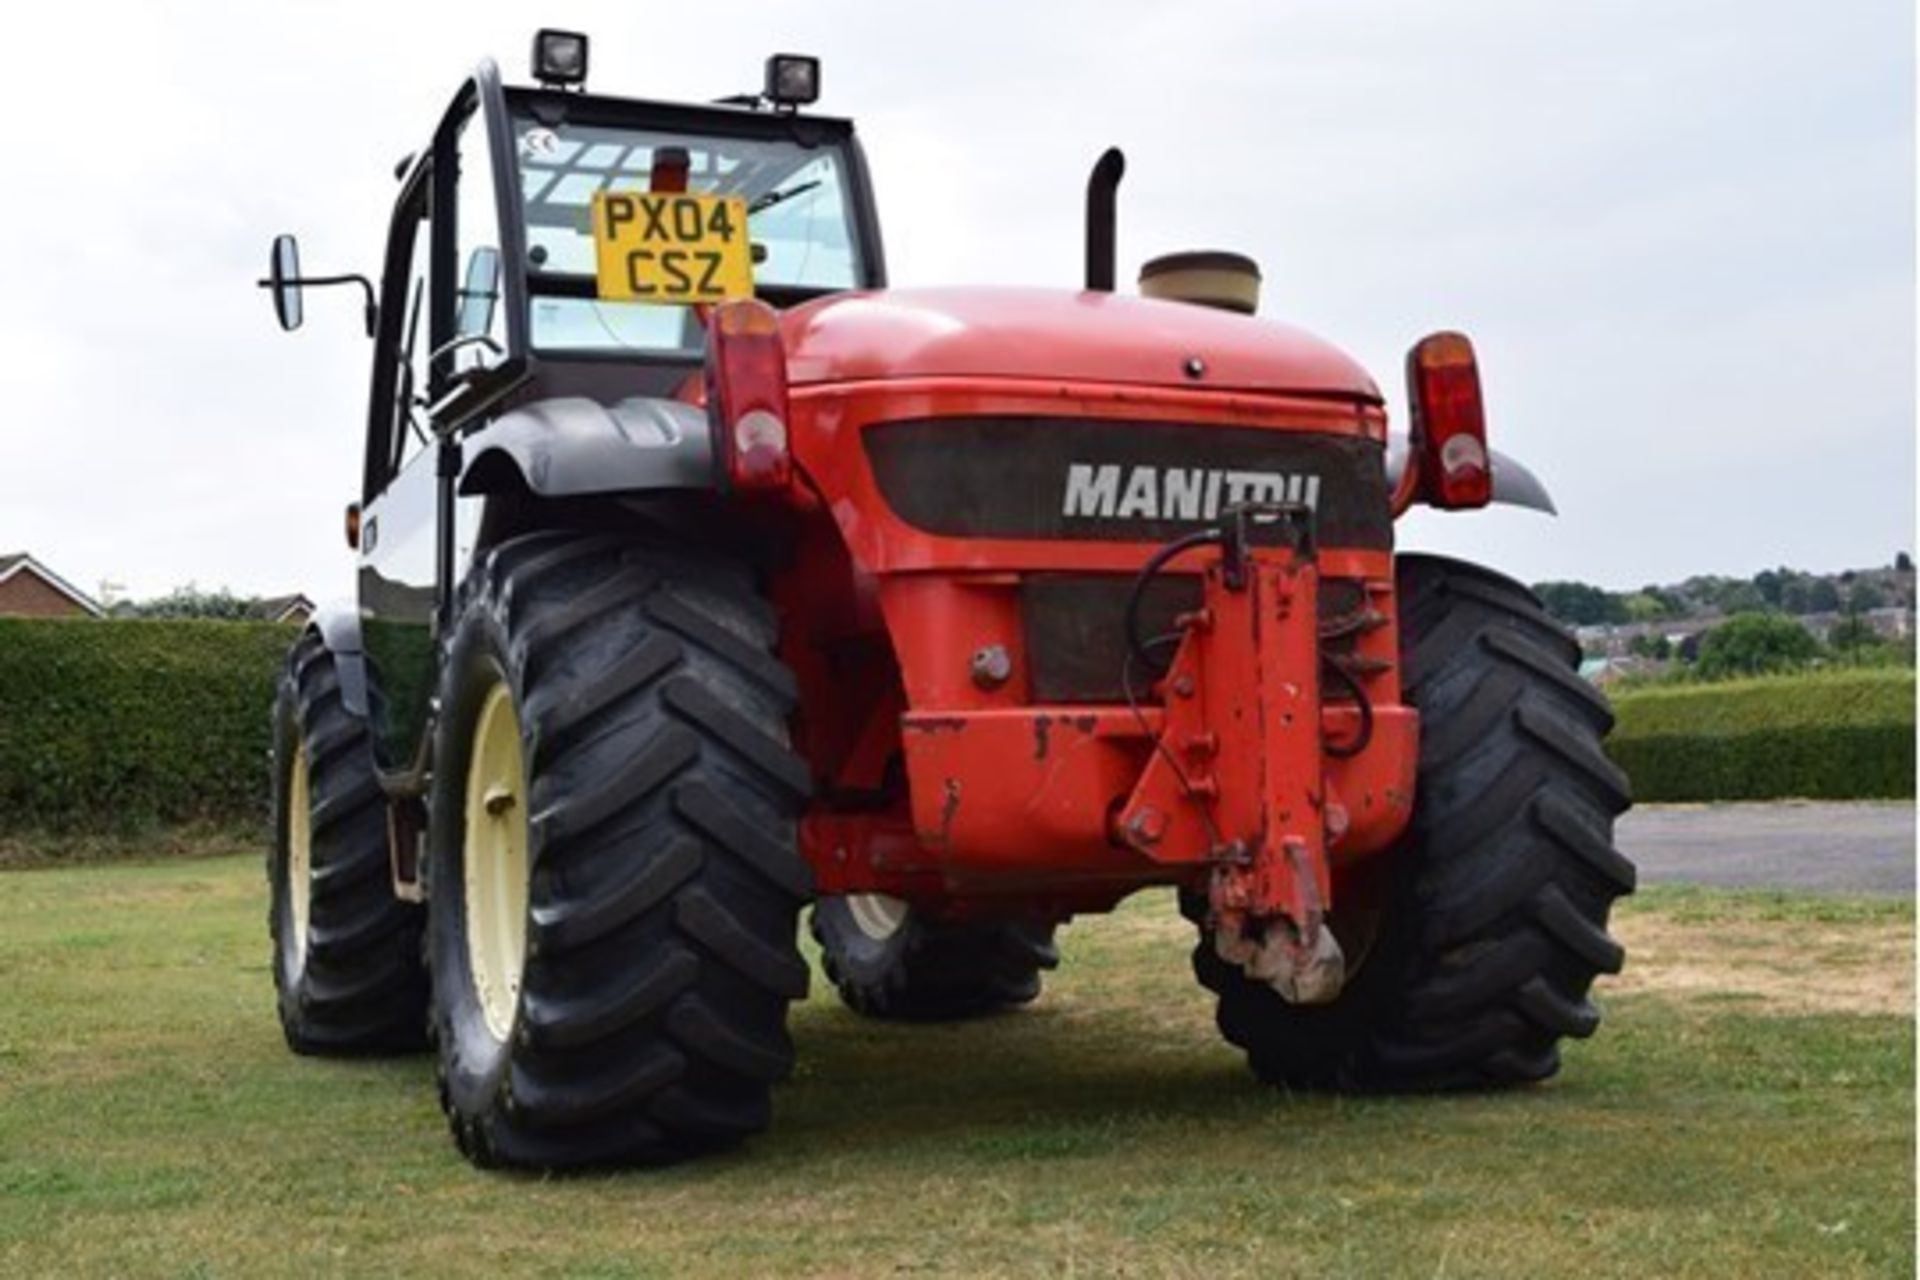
[778,286,1381,402]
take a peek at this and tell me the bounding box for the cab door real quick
[357,160,442,778]
[357,75,518,783]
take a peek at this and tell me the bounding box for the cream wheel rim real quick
[287,742,313,971]
[464,681,530,1042]
[845,893,909,941]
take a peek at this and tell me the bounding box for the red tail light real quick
[705,299,792,491]
[1407,331,1491,509]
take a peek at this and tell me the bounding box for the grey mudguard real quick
[309,600,370,720]
[1384,436,1557,515]
[458,395,716,498]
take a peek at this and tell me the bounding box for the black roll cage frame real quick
[360,58,890,502]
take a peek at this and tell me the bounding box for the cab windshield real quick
[510,111,865,356]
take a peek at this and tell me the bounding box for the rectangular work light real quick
[764,54,820,106]
[533,29,590,87]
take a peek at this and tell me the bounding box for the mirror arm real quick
[254,272,379,336]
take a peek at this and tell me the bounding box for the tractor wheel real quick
[425,532,813,1169]
[812,897,1058,1019]
[268,632,429,1054]
[1188,554,1635,1090]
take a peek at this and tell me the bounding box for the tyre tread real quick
[427,536,811,1170]
[269,632,428,1056]
[1190,554,1633,1091]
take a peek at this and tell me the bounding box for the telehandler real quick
[261,31,1633,1168]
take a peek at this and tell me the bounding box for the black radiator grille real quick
[864,416,1392,550]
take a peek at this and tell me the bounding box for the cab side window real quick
[362,171,434,501]
[448,104,506,381]
[389,196,434,479]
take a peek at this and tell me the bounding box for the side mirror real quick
[268,234,303,331]
[256,235,377,337]
[455,247,502,340]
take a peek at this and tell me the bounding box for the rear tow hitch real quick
[1117,502,1351,1005]
[1210,838,1345,1004]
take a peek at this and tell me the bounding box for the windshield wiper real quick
[748,179,822,215]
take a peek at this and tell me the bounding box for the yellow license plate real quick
[590,191,754,304]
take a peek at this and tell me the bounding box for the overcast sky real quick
[0,0,1910,604]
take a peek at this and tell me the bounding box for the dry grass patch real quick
[1605,909,1913,1016]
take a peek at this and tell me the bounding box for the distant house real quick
[1577,616,1716,660]
[1577,655,1648,687]
[247,593,316,626]
[1780,607,1913,645]
[0,552,102,619]
[1866,607,1912,640]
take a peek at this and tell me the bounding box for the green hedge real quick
[0,618,293,833]
[1607,669,1915,802]
[0,618,1909,836]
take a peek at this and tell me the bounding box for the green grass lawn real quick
[0,855,1910,1278]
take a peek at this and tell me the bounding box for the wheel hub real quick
[845,893,909,941]
[463,681,530,1042]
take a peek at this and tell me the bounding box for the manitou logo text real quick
[1061,464,1322,522]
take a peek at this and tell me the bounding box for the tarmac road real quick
[1618,801,1914,896]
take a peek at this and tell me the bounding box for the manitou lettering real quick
[1061,464,1322,522]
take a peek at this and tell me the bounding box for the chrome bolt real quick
[970,644,1013,690]
[1126,807,1168,846]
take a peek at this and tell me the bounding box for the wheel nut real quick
[970,644,1013,690]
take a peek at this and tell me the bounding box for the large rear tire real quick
[1189,554,1635,1089]
[426,532,813,1169]
[811,897,1058,1019]
[268,633,429,1054]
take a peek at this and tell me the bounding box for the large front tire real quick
[426,532,813,1169]
[268,633,428,1054]
[811,897,1058,1020]
[1190,555,1635,1089]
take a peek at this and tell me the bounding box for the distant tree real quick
[1684,576,1726,609]
[1806,579,1841,613]
[1753,568,1786,606]
[1896,551,1913,573]
[1627,633,1673,660]
[1716,581,1766,614]
[1619,593,1666,623]
[1639,585,1687,616]
[122,585,256,621]
[1695,613,1821,679]
[1779,577,1813,614]
[1675,578,1710,611]
[1676,631,1704,663]
[1828,613,1880,653]
[1847,582,1885,613]
[1532,580,1625,627]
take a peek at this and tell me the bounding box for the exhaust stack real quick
[1084,147,1125,291]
